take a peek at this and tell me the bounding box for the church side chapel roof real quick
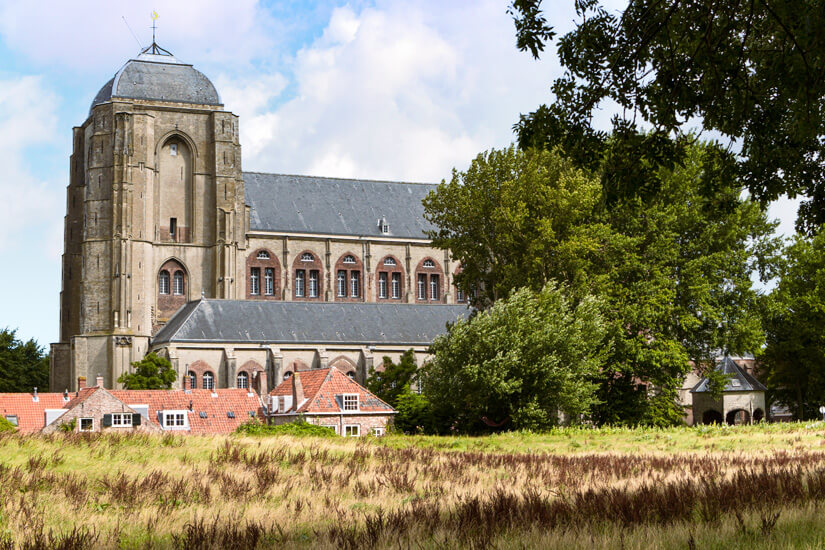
[269,368,394,414]
[90,44,221,114]
[152,299,469,346]
[691,356,768,393]
[244,172,438,239]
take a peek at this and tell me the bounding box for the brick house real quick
[267,367,395,436]
[1,376,265,434]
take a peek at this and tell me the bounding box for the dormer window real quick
[423,259,435,268]
[342,394,359,411]
[343,255,356,264]
[378,217,389,234]
[160,410,189,430]
[301,253,315,262]
[257,251,270,260]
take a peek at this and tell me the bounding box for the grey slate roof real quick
[244,172,438,239]
[691,356,768,393]
[152,299,469,346]
[90,51,221,114]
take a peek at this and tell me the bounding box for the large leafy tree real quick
[424,283,608,433]
[366,350,435,433]
[761,230,825,420]
[509,0,825,233]
[424,145,777,425]
[0,328,49,393]
[117,353,177,390]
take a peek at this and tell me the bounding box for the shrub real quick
[0,416,16,433]
[235,418,337,437]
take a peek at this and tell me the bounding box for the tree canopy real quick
[424,144,777,425]
[0,328,49,393]
[510,0,825,233]
[424,283,608,433]
[761,229,825,419]
[117,353,177,390]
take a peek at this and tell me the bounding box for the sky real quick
[0,0,800,348]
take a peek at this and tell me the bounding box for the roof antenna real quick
[122,16,143,50]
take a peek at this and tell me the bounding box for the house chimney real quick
[182,373,191,391]
[255,370,268,397]
[63,389,69,402]
[32,387,38,402]
[78,376,86,390]
[96,374,104,388]
[292,372,305,408]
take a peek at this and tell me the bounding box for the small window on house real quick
[188,371,197,389]
[342,394,359,411]
[159,271,170,295]
[264,268,274,296]
[383,257,396,266]
[79,418,94,432]
[237,372,249,389]
[423,259,435,268]
[344,425,360,437]
[337,270,347,298]
[170,143,178,156]
[162,412,187,428]
[309,270,319,298]
[111,413,133,427]
[250,267,260,296]
[343,255,356,264]
[347,371,356,380]
[257,250,270,260]
[283,371,293,380]
[4,415,18,426]
[295,270,306,297]
[731,379,741,388]
[169,218,177,240]
[203,372,214,391]
[173,271,184,295]
[378,272,388,299]
[301,252,315,262]
[371,427,385,437]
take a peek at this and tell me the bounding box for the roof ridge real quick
[244,171,438,187]
[156,299,204,344]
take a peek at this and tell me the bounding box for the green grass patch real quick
[234,418,337,437]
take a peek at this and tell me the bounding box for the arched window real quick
[347,371,356,379]
[377,256,403,301]
[250,268,260,295]
[294,251,322,300]
[416,258,443,302]
[158,271,170,295]
[343,255,356,264]
[237,371,249,389]
[334,253,362,301]
[283,371,293,380]
[257,251,270,260]
[248,249,280,300]
[423,259,435,268]
[173,271,185,295]
[203,371,214,391]
[188,371,197,389]
[301,252,315,262]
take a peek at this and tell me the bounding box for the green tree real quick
[117,353,177,390]
[761,229,825,419]
[366,349,418,407]
[0,328,49,393]
[423,283,608,433]
[424,145,778,425]
[509,0,825,233]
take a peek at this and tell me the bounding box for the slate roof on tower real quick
[90,46,221,114]
[153,299,468,345]
[244,172,438,239]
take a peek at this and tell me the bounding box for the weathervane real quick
[151,10,158,44]
[141,10,173,56]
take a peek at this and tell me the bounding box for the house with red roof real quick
[267,367,395,436]
[0,377,265,434]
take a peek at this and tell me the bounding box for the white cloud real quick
[230,1,558,182]
[0,75,63,255]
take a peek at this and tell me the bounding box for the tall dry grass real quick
[1,429,825,548]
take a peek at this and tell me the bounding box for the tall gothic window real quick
[237,371,249,389]
[295,270,306,297]
[350,271,360,298]
[173,271,185,295]
[378,272,388,299]
[188,371,197,389]
[391,272,401,299]
[309,270,319,298]
[203,371,214,390]
[337,270,347,297]
[417,274,427,300]
[264,268,274,296]
[430,274,440,301]
[159,271,170,295]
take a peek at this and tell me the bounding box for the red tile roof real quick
[0,392,69,433]
[269,368,394,414]
[111,389,264,434]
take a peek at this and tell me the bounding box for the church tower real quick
[50,43,246,390]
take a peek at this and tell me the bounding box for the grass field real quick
[2,423,825,548]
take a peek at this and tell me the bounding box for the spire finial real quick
[151,10,158,45]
